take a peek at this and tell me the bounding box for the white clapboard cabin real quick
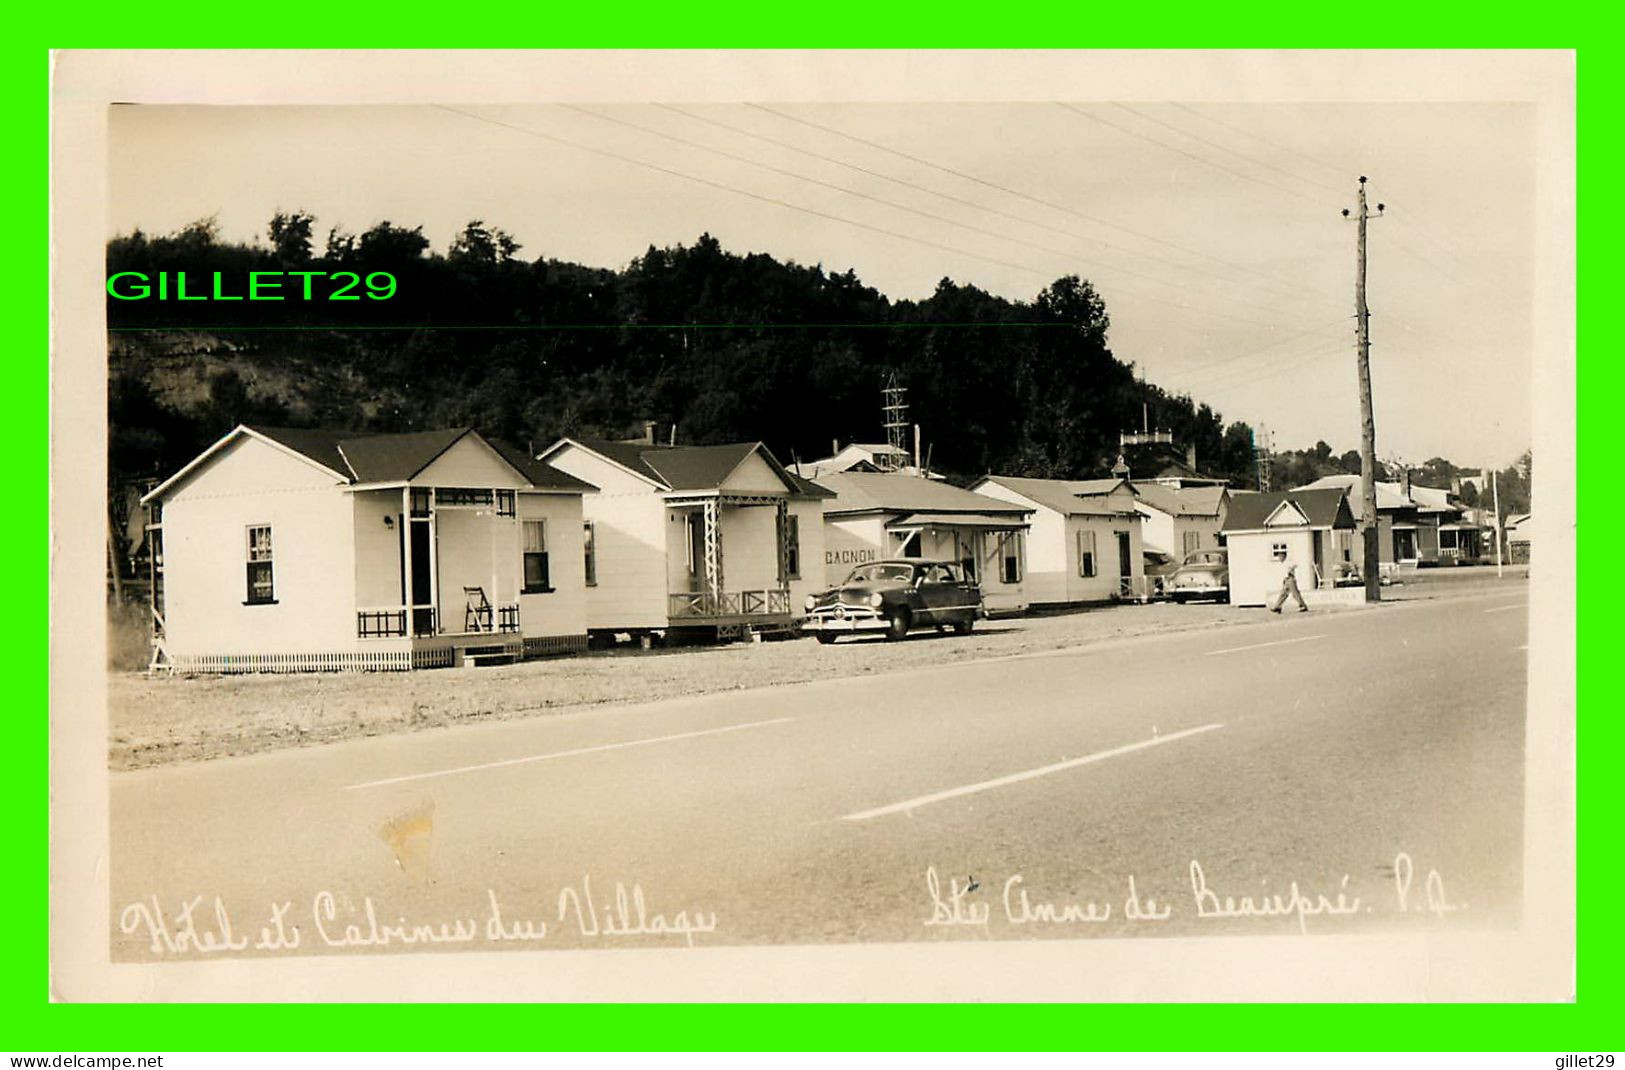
[1132,482,1231,562]
[814,471,1033,615]
[537,436,830,640]
[1221,488,1357,607]
[141,425,595,673]
[970,476,1147,605]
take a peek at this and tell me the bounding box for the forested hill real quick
[107,215,1261,490]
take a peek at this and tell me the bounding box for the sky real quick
[108,100,1539,469]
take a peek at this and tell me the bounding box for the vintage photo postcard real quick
[49,49,1575,1002]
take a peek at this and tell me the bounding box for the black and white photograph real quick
[50,50,1575,1001]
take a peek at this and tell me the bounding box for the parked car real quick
[1143,550,1179,598]
[1168,548,1230,603]
[801,559,983,643]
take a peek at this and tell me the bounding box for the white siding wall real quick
[161,436,356,657]
[1064,516,1145,603]
[786,499,826,614]
[518,493,587,639]
[1137,505,1177,557]
[1229,529,1315,607]
[821,516,886,586]
[544,444,669,631]
[353,490,402,609]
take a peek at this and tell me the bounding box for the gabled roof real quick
[1294,473,1416,512]
[1133,482,1229,518]
[974,475,1135,518]
[1223,488,1355,532]
[487,439,599,493]
[144,424,593,502]
[554,437,810,495]
[819,471,1032,517]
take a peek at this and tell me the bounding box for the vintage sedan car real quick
[801,559,984,643]
[1167,548,1230,603]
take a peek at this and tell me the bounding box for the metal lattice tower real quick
[1254,423,1274,492]
[881,373,909,472]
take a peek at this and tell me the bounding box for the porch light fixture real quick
[383,515,394,529]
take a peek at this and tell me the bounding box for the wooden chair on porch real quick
[463,586,493,632]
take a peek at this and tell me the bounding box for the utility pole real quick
[1492,468,1504,578]
[1344,178,1385,603]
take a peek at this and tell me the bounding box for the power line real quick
[747,102,1344,305]
[1058,103,1340,216]
[559,104,1318,325]
[1172,316,1352,384]
[658,102,1330,311]
[1165,103,1350,195]
[1112,103,1347,208]
[435,104,1306,332]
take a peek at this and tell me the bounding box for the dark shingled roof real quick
[569,438,812,495]
[249,426,595,491]
[1223,488,1354,532]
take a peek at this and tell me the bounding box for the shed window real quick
[583,520,597,587]
[245,525,275,604]
[495,490,516,517]
[1077,529,1097,578]
[1182,529,1201,556]
[522,520,551,593]
[1271,541,1289,562]
[999,532,1023,584]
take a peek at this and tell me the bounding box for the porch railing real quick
[358,604,517,638]
[668,588,791,620]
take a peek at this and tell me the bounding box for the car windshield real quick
[846,563,915,585]
[1184,550,1226,566]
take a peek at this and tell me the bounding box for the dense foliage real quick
[107,216,1265,495]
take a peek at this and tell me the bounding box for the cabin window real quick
[410,489,433,517]
[1271,541,1289,562]
[245,525,275,604]
[895,530,921,558]
[999,532,1023,584]
[437,487,494,507]
[1183,529,1201,556]
[783,514,801,580]
[583,521,597,587]
[495,490,516,517]
[1077,529,1097,578]
[522,520,551,593]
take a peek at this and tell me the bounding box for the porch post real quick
[775,498,789,587]
[426,488,440,634]
[400,486,413,636]
[703,497,723,603]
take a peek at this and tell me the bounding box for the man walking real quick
[1269,563,1309,614]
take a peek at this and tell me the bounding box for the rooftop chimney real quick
[1400,467,1412,499]
[643,420,657,445]
[1185,443,1198,472]
[1111,453,1130,480]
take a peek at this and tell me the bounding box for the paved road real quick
[110,583,1529,959]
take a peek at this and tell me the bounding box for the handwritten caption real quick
[119,876,718,957]
[923,852,1463,934]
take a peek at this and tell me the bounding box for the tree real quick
[268,210,316,264]
[356,221,430,265]
[449,220,521,264]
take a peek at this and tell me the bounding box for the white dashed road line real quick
[1202,634,1324,657]
[346,716,796,790]
[839,723,1224,822]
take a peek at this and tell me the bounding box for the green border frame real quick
[21,14,1601,1050]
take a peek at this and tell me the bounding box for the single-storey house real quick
[538,435,830,638]
[1132,482,1231,561]
[814,471,1033,615]
[969,476,1147,605]
[1295,473,1480,569]
[1221,488,1357,607]
[141,425,595,673]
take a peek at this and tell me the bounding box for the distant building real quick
[971,475,1147,605]
[1294,472,1482,568]
[141,425,595,673]
[814,471,1032,615]
[1132,482,1231,561]
[1222,488,1357,607]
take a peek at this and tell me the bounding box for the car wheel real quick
[953,618,974,635]
[886,607,911,640]
[1171,593,1185,604]
[814,632,838,645]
